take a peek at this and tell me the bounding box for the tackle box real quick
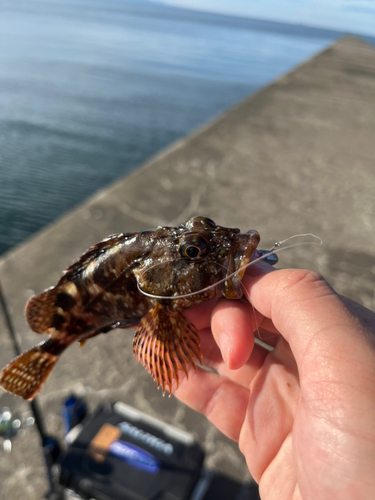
[56,402,205,500]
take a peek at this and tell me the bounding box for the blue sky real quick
[157,0,375,36]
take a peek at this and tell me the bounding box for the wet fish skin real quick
[0,216,260,399]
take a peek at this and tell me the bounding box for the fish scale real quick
[0,216,260,400]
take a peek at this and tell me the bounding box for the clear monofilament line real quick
[269,233,322,251]
[137,233,322,301]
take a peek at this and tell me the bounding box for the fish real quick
[0,216,260,400]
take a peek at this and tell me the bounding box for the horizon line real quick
[151,0,375,40]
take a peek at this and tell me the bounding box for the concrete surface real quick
[0,35,375,499]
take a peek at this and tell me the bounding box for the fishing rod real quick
[0,280,60,497]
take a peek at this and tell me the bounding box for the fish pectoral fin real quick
[0,344,59,400]
[133,304,202,396]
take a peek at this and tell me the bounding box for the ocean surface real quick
[0,0,372,255]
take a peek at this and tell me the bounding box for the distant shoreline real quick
[1,0,369,255]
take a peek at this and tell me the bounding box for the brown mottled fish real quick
[0,216,260,400]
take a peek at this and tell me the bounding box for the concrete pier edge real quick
[0,35,375,499]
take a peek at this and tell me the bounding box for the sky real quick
[157,0,375,37]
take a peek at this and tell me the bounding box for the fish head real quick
[134,216,260,308]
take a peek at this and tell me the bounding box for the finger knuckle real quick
[278,269,326,293]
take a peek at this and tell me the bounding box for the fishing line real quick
[137,233,322,301]
[268,233,321,251]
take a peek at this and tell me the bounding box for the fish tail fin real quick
[133,304,202,396]
[26,282,79,334]
[0,340,61,400]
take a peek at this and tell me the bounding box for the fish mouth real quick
[223,230,260,300]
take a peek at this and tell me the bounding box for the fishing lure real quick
[0,216,267,400]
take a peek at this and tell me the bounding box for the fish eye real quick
[184,246,200,258]
[179,235,208,260]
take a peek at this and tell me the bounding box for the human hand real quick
[176,265,375,500]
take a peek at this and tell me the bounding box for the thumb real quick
[243,269,375,380]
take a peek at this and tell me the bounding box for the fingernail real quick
[218,332,230,366]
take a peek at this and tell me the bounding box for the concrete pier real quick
[0,36,374,499]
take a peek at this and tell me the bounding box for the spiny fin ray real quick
[133,303,202,395]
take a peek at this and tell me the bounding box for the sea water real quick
[0,0,366,255]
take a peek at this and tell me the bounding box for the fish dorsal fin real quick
[26,280,82,334]
[62,233,128,282]
[133,304,202,395]
[26,287,59,333]
[26,233,131,334]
